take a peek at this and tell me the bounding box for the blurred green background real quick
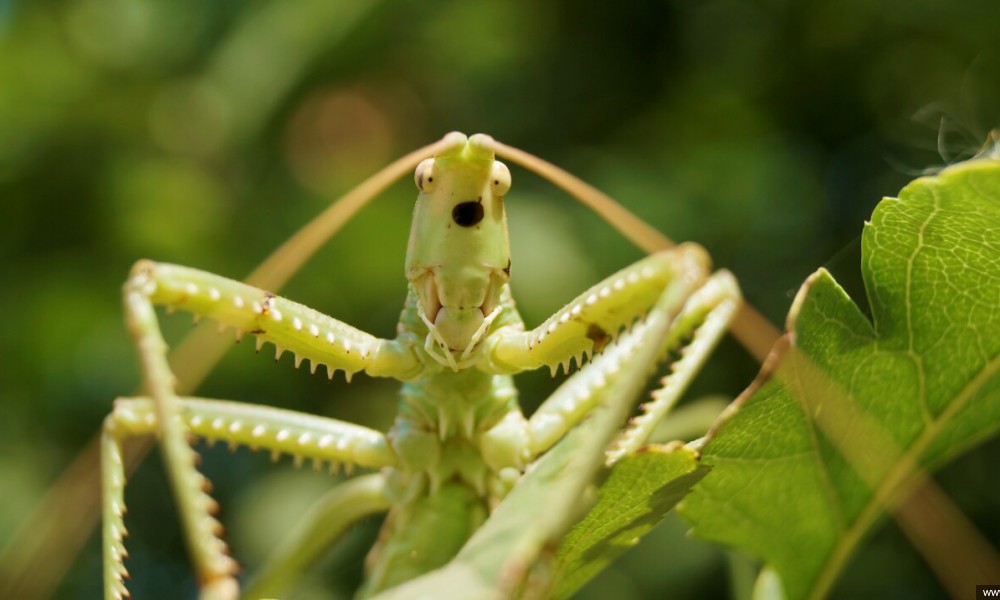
[1,0,998,598]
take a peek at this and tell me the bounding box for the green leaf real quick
[680,159,1000,599]
[552,443,708,600]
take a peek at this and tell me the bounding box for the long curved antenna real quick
[490,140,675,254]
[489,138,780,363]
[170,135,456,392]
[246,136,459,290]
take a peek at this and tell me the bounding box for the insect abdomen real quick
[359,483,486,598]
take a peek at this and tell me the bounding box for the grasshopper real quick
[102,132,742,599]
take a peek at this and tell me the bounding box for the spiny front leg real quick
[482,244,712,376]
[480,267,740,471]
[529,271,739,462]
[102,396,396,600]
[127,260,423,382]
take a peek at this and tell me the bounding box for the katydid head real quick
[405,132,512,359]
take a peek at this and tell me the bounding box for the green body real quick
[366,136,523,593]
[364,369,514,594]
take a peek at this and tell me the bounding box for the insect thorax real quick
[390,368,519,490]
[363,368,522,596]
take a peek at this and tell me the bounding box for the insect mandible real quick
[102,132,743,599]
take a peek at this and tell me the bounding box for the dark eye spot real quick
[452,201,484,227]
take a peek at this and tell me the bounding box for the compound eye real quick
[414,158,437,193]
[489,161,511,197]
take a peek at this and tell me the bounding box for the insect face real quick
[405,133,512,356]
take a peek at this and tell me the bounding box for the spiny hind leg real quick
[605,270,740,462]
[101,396,397,600]
[121,269,238,599]
[101,416,234,600]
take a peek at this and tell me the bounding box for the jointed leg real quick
[127,261,423,382]
[113,258,419,600]
[122,275,238,600]
[484,246,740,462]
[521,268,701,455]
[483,244,712,376]
[109,397,397,468]
[101,396,396,600]
[524,272,739,463]
[607,271,740,462]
